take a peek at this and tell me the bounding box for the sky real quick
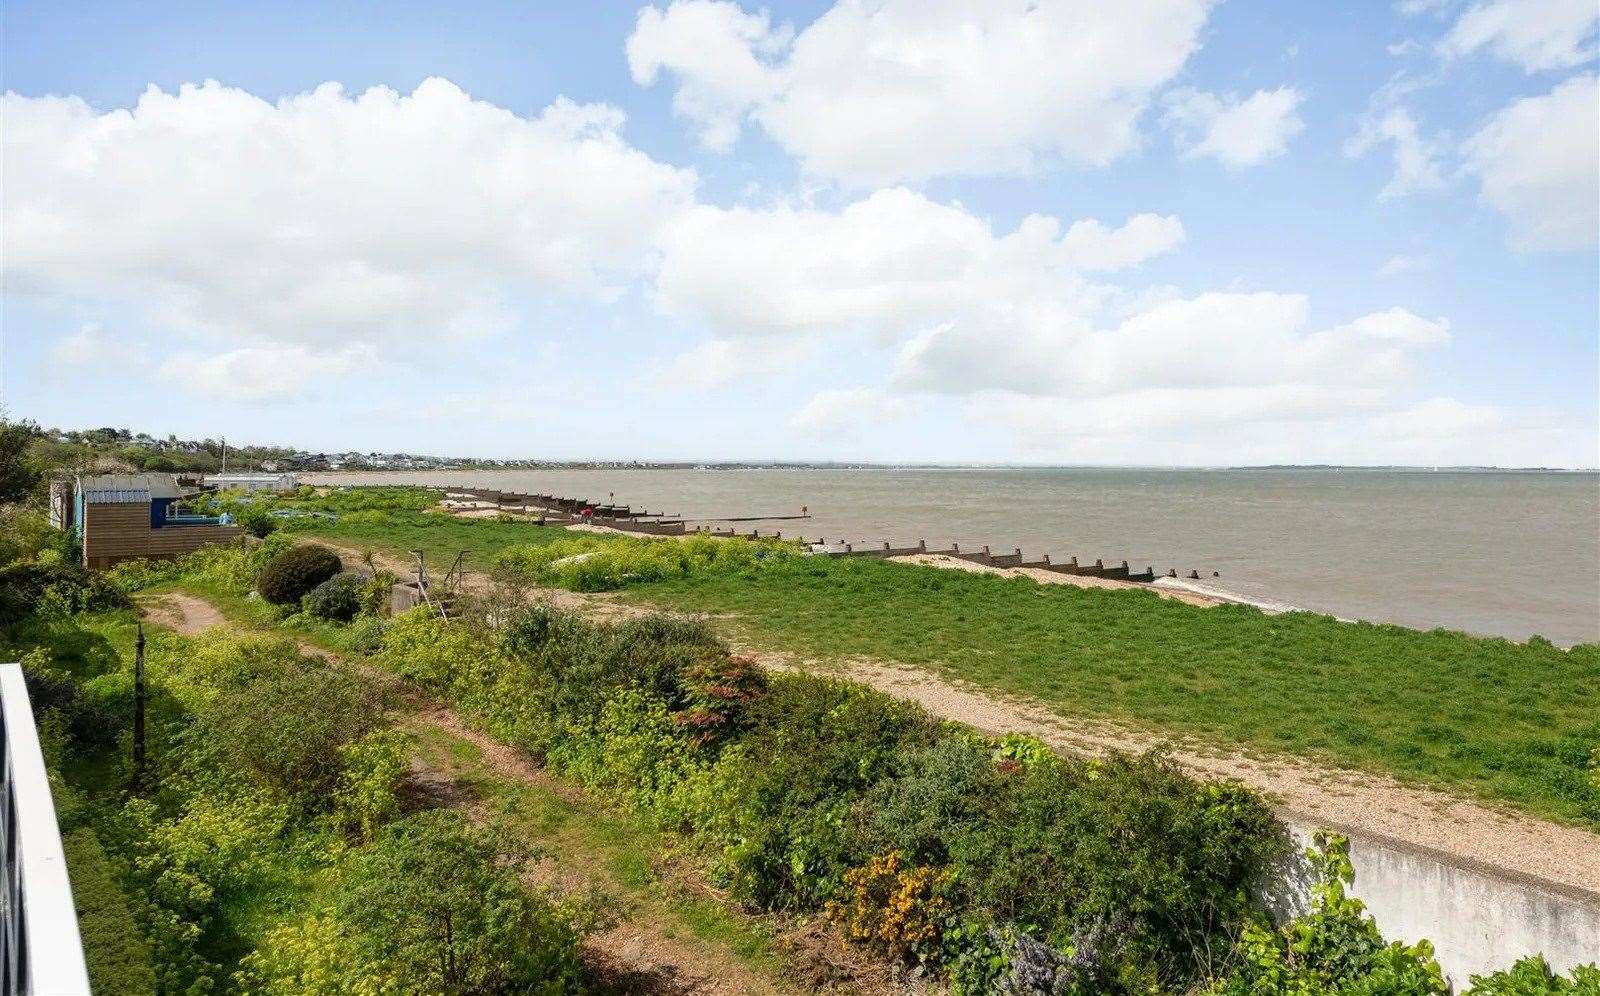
[3,0,1597,467]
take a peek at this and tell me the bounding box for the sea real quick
[307,467,1600,647]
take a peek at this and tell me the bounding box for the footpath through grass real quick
[271,490,1599,828]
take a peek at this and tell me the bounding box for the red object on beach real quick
[581,507,594,518]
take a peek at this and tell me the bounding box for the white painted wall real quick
[1273,823,1600,988]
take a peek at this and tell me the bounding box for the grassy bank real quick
[630,555,1600,827]
[266,488,1600,828]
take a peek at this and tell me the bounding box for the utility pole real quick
[133,624,147,789]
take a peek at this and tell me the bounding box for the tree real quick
[335,811,586,995]
[0,418,42,503]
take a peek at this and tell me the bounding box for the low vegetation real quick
[262,485,1600,829]
[0,449,1591,994]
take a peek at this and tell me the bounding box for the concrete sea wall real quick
[1275,823,1599,987]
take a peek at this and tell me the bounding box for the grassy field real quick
[284,498,1600,827]
[289,509,572,568]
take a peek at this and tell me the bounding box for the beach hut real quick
[72,473,244,570]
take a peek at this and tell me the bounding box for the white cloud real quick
[1163,87,1306,168]
[626,1,789,151]
[1438,0,1599,72]
[49,325,143,369]
[628,0,1215,185]
[1461,74,1598,250]
[1387,38,1424,56]
[159,345,371,402]
[653,188,1177,348]
[3,78,698,357]
[788,387,914,438]
[1378,253,1434,276]
[1396,0,1454,16]
[966,392,1590,467]
[646,181,1510,463]
[643,336,818,389]
[1345,108,1446,198]
[890,294,1449,398]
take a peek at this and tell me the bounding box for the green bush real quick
[493,534,793,592]
[62,827,159,996]
[332,810,587,995]
[0,561,129,625]
[256,544,342,605]
[1466,957,1600,995]
[199,654,385,803]
[235,506,278,539]
[303,571,365,622]
[371,602,1297,994]
[1206,832,1446,996]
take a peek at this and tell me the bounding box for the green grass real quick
[290,509,572,572]
[624,556,1600,827]
[261,493,1600,827]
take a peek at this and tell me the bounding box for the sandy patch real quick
[890,553,1223,608]
[141,593,228,635]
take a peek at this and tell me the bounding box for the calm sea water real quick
[310,468,1600,646]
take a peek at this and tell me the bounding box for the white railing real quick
[0,663,91,995]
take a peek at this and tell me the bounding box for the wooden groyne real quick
[428,486,1215,584]
[793,538,1219,584]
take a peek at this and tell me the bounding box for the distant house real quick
[204,472,298,492]
[65,473,244,570]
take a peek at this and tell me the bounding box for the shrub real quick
[257,544,342,605]
[63,827,160,996]
[333,811,587,995]
[339,615,388,655]
[304,571,365,622]
[493,534,792,592]
[826,851,953,964]
[0,561,129,625]
[235,506,278,538]
[1206,832,1446,996]
[1466,957,1600,995]
[958,753,1287,982]
[200,656,385,803]
[333,728,411,840]
[675,652,767,747]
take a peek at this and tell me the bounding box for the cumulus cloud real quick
[891,295,1449,398]
[1461,74,1599,250]
[788,387,914,438]
[653,188,1177,346]
[642,178,1541,464]
[159,345,373,401]
[3,78,698,357]
[1345,108,1446,198]
[642,336,818,389]
[966,392,1589,467]
[1438,0,1599,72]
[50,324,144,369]
[628,0,1214,185]
[1163,87,1306,168]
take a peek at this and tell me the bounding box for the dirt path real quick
[140,588,889,995]
[283,545,1600,900]
[142,592,229,634]
[404,708,792,996]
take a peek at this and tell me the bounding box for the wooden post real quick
[133,623,147,789]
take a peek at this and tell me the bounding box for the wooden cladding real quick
[81,502,243,570]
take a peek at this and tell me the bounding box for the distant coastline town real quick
[31,425,1589,475]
